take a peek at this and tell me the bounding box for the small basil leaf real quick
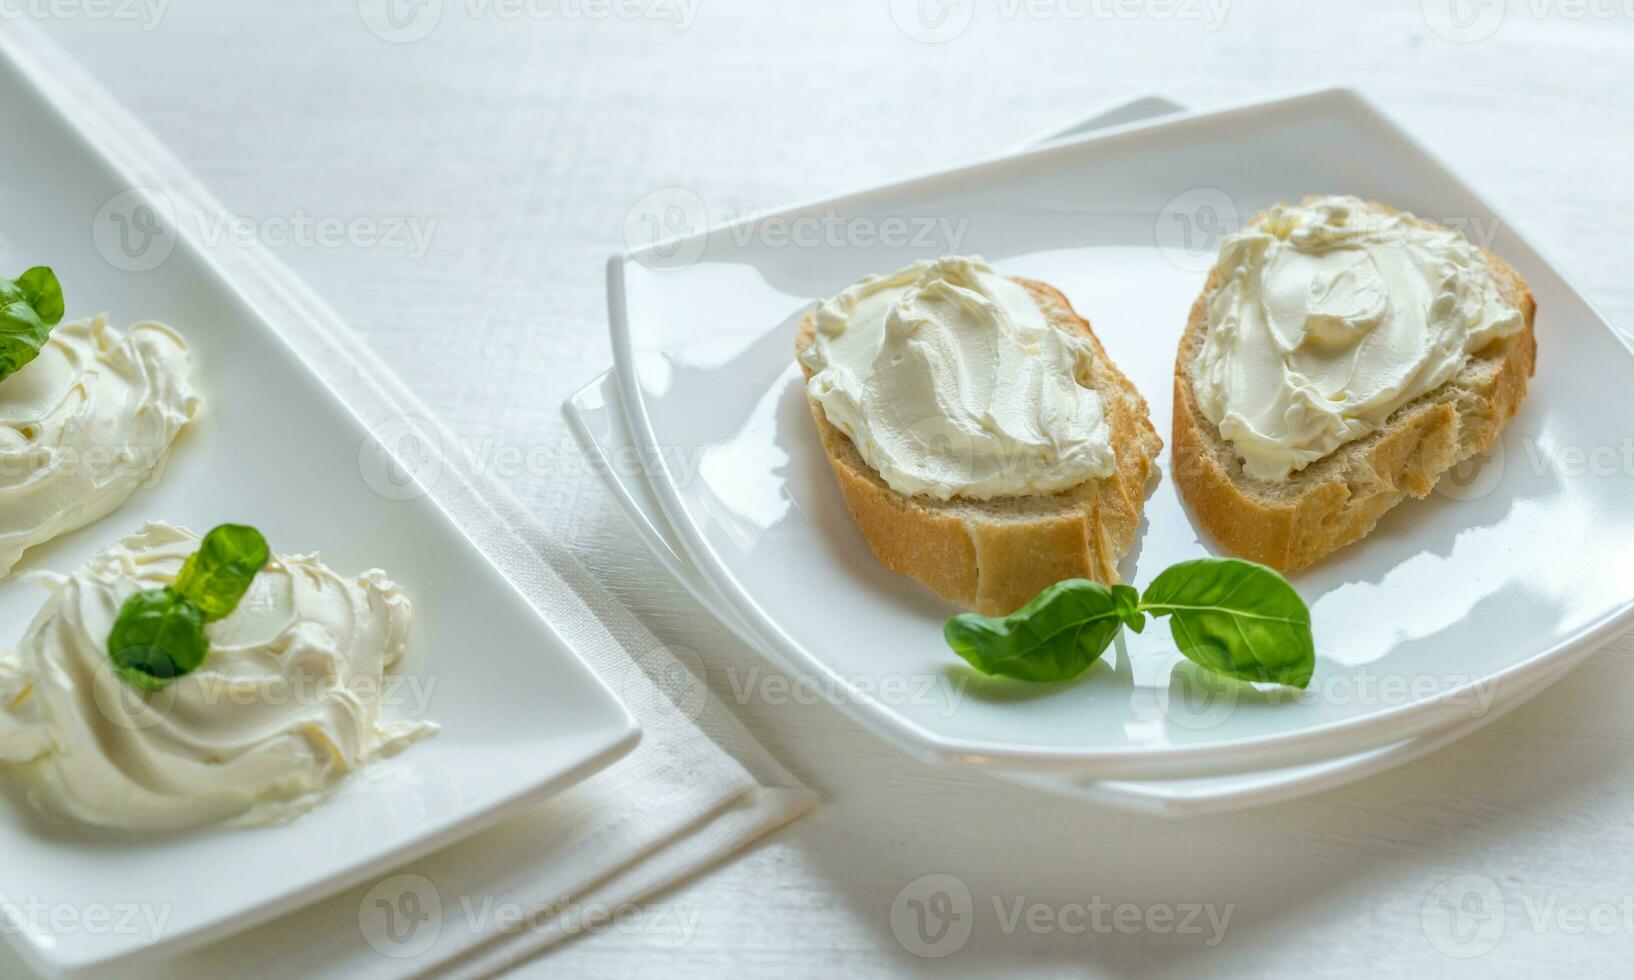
[174,524,269,621]
[15,267,64,326]
[108,587,208,689]
[944,579,1129,683]
[1140,558,1315,689]
[0,266,64,382]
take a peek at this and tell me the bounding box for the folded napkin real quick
[0,24,813,980]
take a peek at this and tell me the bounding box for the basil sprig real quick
[944,558,1314,689]
[108,525,270,690]
[107,589,209,692]
[945,581,1144,683]
[1140,559,1314,687]
[174,524,270,620]
[0,266,65,382]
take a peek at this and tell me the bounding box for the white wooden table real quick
[25,2,1634,975]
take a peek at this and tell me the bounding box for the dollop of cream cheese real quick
[1193,196,1524,481]
[798,255,1115,500]
[0,523,435,832]
[0,316,198,576]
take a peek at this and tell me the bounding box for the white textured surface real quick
[21,1,1634,975]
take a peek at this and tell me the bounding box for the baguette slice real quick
[1172,201,1538,573]
[796,278,1162,616]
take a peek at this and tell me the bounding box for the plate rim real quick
[607,84,1634,775]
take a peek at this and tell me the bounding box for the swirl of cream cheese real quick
[0,315,198,576]
[1192,196,1524,482]
[798,255,1115,500]
[0,522,435,832]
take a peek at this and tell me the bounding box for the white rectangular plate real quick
[0,50,638,978]
[609,86,1634,779]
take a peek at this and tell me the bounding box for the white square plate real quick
[577,96,1581,815]
[609,86,1634,779]
[0,50,639,978]
[567,366,1571,815]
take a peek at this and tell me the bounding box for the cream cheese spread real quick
[1193,196,1524,481]
[798,255,1115,500]
[0,315,198,575]
[0,523,435,831]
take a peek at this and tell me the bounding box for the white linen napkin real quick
[0,24,814,980]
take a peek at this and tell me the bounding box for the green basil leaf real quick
[1139,558,1315,689]
[108,587,208,690]
[15,267,64,325]
[0,266,64,382]
[944,579,1141,683]
[174,524,269,621]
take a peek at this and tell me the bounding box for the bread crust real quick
[796,278,1162,616]
[1171,201,1538,572]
